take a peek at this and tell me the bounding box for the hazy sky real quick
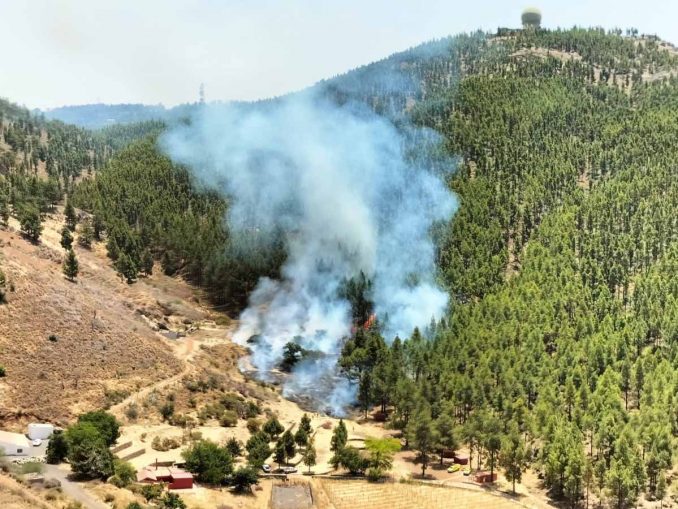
[1,0,676,109]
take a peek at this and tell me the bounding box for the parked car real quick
[282,466,297,474]
[262,464,272,473]
[447,464,461,473]
[31,439,42,447]
[462,467,471,476]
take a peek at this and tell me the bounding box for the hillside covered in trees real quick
[3,26,678,508]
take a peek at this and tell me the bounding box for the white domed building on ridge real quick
[521,7,542,29]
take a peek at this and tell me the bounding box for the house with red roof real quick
[136,465,194,490]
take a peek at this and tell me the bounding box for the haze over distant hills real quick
[42,102,194,129]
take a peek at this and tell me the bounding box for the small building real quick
[453,453,469,465]
[0,430,31,456]
[28,423,55,440]
[474,471,497,484]
[137,466,194,490]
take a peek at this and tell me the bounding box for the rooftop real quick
[0,430,30,446]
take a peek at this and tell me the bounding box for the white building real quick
[28,423,54,440]
[0,430,30,456]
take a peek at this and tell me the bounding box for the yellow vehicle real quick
[462,467,472,476]
[447,464,461,473]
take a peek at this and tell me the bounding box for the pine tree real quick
[64,199,77,231]
[63,249,79,281]
[0,198,9,226]
[0,268,6,304]
[274,441,286,469]
[656,472,667,509]
[78,218,95,248]
[330,419,348,453]
[500,428,525,493]
[303,437,317,474]
[60,226,73,250]
[140,248,154,276]
[115,252,137,284]
[18,205,42,242]
[407,402,437,478]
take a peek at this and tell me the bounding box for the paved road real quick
[43,464,108,509]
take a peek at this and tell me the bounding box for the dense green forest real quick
[4,26,678,508]
[0,96,164,237]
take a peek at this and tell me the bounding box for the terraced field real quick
[319,479,533,509]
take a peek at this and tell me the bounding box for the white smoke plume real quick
[161,92,457,414]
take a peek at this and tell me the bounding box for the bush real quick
[159,492,186,509]
[20,461,44,474]
[104,493,115,503]
[182,440,233,485]
[0,269,5,304]
[219,410,238,427]
[140,482,163,501]
[151,435,181,451]
[0,366,5,377]
[229,466,259,493]
[109,475,125,488]
[126,503,143,509]
[245,401,261,418]
[367,467,384,481]
[226,437,243,457]
[44,478,61,489]
[125,403,139,421]
[46,430,68,464]
[246,418,261,434]
[160,401,175,421]
[262,417,284,438]
[113,459,136,487]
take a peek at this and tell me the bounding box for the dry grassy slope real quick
[0,208,221,427]
[0,474,57,509]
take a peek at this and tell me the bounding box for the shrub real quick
[262,417,284,438]
[0,366,5,377]
[229,466,259,493]
[219,410,238,427]
[113,459,136,487]
[109,475,124,488]
[44,478,61,489]
[246,418,261,434]
[140,482,164,501]
[159,492,186,509]
[46,430,68,464]
[182,440,233,485]
[20,461,44,474]
[125,403,139,421]
[104,493,115,503]
[160,401,175,421]
[226,437,243,457]
[0,269,5,304]
[151,436,181,452]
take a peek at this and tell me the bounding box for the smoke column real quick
[161,92,457,414]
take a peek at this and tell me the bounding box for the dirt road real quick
[43,465,108,509]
